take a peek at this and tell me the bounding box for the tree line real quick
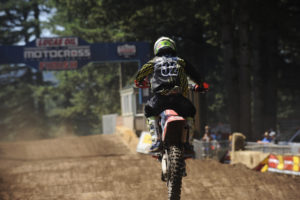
[0,0,299,140]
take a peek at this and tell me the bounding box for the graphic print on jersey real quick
[155,57,179,77]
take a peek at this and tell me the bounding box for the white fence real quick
[245,142,300,155]
[193,140,300,161]
[193,139,230,161]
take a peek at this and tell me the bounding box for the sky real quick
[15,7,57,45]
[39,8,61,38]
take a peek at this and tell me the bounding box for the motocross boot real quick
[147,116,162,153]
[185,117,195,156]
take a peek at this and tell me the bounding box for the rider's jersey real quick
[135,55,203,97]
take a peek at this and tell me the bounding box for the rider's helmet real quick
[153,36,176,56]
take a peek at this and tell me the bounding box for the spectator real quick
[202,125,213,142]
[258,131,271,143]
[201,125,213,158]
[269,131,278,144]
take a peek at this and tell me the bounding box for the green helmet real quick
[153,36,176,56]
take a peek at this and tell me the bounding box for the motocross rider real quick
[135,36,207,154]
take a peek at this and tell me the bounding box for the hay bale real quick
[231,132,246,151]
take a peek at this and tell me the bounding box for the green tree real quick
[45,63,121,135]
[0,65,42,140]
[0,0,49,44]
[49,0,221,137]
[44,0,300,139]
[0,0,50,140]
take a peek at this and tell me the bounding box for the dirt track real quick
[0,133,299,200]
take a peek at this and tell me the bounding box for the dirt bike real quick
[135,80,208,200]
[155,109,191,200]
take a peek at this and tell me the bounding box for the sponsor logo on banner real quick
[117,44,136,58]
[39,61,78,70]
[36,38,78,47]
[24,47,91,59]
[24,37,91,70]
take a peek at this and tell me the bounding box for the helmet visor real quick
[154,39,176,55]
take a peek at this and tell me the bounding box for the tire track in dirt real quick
[0,134,299,200]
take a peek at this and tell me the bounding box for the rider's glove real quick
[193,82,209,92]
[134,79,149,88]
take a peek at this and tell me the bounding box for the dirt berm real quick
[0,127,299,200]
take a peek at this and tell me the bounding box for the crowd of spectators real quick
[201,124,230,142]
[257,129,278,144]
[200,124,231,159]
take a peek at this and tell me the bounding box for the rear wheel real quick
[167,145,184,200]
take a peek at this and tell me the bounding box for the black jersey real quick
[135,55,202,97]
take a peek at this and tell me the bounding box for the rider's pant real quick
[147,116,160,143]
[144,93,196,118]
[145,93,196,145]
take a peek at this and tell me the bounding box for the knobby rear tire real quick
[167,145,184,200]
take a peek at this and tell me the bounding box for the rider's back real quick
[151,56,187,94]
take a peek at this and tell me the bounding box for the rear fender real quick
[162,116,187,145]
